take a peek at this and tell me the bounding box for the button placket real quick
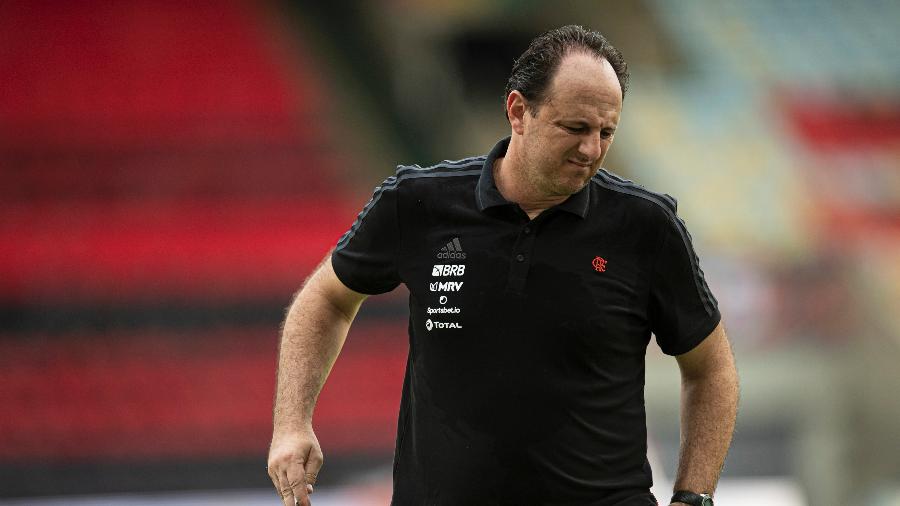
[506,222,537,293]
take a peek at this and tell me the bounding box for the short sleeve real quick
[331,175,402,295]
[648,209,720,355]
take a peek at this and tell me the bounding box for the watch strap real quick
[671,490,713,506]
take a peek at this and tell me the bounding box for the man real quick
[268,25,738,506]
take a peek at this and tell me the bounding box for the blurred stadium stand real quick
[0,0,408,499]
[2,1,899,505]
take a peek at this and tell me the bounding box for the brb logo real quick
[432,264,466,276]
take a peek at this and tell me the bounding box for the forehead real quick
[542,52,622,117]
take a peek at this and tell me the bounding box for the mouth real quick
[568,159,593,168]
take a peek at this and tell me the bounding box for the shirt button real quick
[523,226,531,234]
[516,254,525,262]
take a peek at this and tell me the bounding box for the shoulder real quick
[590,168,679,222]
[378,155,485,192]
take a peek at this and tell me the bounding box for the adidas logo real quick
[437,237,466,259]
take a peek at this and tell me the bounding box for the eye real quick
[562,124,587,134]
[600,129,615,139]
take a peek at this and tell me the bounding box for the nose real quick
[578,132,604,162]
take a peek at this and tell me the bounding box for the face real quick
[509,52,623,198]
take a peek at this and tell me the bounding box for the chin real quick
[565,170,592,188]
[552,179,589,197]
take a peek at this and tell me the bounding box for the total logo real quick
[432,264,466,276]
[429,281,463,292]
[425,319,462,331]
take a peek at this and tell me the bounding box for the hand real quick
[267,427,324,506]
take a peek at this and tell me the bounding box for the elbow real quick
[682,357,739,391]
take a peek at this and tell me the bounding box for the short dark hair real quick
[504,25,629,120]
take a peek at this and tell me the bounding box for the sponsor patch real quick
[425,319,462,331]
[437,237,466,260]
[432,264,466,276]
[429,281,463,292]
[426,306,461,315]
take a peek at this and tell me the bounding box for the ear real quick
[506,91,528,135]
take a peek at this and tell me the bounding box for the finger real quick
[287,460,315,506]
[266,466,280,496]
[304,472,316,496]
[303,445,322,498]
[304,447,322,495]
[279,469,297,506]
[267,465,288,503]
[305,446,324,481]
[285,465,310,506]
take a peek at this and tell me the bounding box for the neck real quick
[493,155,567,220]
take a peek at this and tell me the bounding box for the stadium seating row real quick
[0,323,406,461]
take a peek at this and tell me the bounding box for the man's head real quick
[504,25,628,121]
[503,26,628,199]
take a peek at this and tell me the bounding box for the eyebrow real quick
[560,120,617,131]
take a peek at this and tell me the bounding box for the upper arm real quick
[302,254,369,324]
[329,174,403,295]
[675,321,735,381]
[648,206,721,356]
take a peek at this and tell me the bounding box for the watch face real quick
[701,496,714,506]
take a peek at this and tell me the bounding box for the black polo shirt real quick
[332,137,720,506]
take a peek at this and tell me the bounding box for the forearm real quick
[672,364,739,497]
[272,273,360,433]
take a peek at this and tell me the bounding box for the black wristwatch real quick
[671,490,714,506]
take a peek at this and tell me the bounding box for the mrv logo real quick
[432,264,466,276]
[437,237,466,260]
[429,281,463,292]
[425,319,462,331]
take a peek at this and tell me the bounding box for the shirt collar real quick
[475,136,591,219]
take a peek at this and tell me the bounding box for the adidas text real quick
[437,238,466,260]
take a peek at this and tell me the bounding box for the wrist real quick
[272,419,314,436]
[670,490,714,506]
